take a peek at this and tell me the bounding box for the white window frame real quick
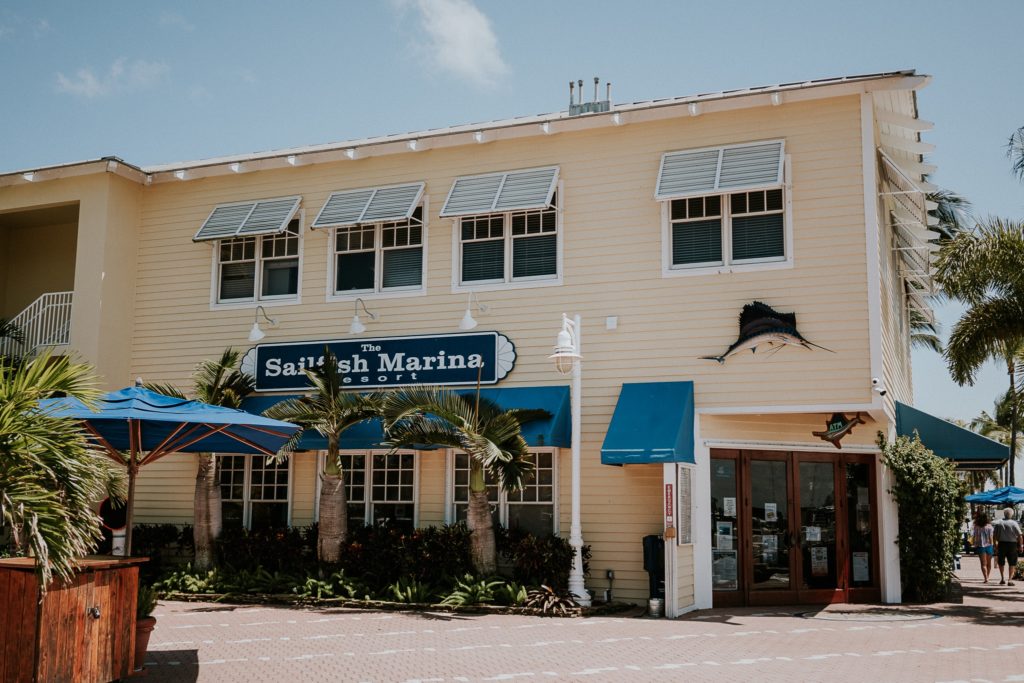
[661,157,793,278]
[315,450,420,527]
[218,454,294,529]
[443,448,559,535]
[450,181,564,294]
[326,199,429,302]
[209,210,305,310]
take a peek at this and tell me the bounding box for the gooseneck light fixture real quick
[458,292,489,331]
[349,298,378,335]
[248,306,278,342]
[549,313,590,606]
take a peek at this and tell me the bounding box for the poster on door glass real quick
[712,550,738,590]
[723,497,737,517]
[764,502,778,522]
[811,546,829,576]
[716,522,733,550]
[852,552,870,582]
[805,526,821,542]
[762,534,778,563]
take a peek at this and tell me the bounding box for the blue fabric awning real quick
[965,486,1024,505]
[895,401,1009,470]
[601,381,695,465]
[241,386,570,451]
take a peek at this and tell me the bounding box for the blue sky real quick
[2,1,1022,428]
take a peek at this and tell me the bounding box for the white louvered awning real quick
[194,196,302,241]
[311,182,425,229]
[440,166,558,217]
[655,140,785,200]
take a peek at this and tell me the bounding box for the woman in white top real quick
[972,512,994,583]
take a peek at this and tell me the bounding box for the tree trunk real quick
[466,460,496,575]
[192,453,222,571]
[1008,360,1018,486]
[317,438,348,564]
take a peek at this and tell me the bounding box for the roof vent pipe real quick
[577,80,583,106]
[593,77,599,103]
[606,82,611,103]
[569,81,574,109]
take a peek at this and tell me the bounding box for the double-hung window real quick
[441,166,560,288]
[657,140,788,272]
[312,183,426,297]
[450,450,557,536]
[322,451,418,528]
[195,196,303,305]
[218,454,291,530]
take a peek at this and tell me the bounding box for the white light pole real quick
[550,313,590,606]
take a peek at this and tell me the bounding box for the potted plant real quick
[134,582,158,673]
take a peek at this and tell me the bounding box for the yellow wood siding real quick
[676,544,695,609]
[122,95,871,603]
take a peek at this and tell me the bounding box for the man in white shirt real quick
[993,507,1023,586]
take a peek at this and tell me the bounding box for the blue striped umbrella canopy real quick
[965,486,1024,505]
[39,385,300,552]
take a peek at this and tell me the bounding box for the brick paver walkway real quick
[143,561,1023,682]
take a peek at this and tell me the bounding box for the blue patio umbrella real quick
[40,384,300,553]
[965,486,1024,505]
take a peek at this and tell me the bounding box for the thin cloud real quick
[408,0,508,87]
[56,58,169,98]
[159,11,195,32]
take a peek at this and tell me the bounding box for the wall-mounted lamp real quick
[688,102,701,117]
[248,305,278,342]
[407,140,419,151]
[458,292,489,330]
[770,92,783,106]
[229,162,242,173]
[22,172,35,182]
[611,113,622,126]
[349,298,378,335]
[174,169,187,180]
[549,313,582,375]
[286,155,298,166]
[473,131,485,143]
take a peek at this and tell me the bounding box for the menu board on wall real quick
[811,547,829,576]
[723,497,737,517]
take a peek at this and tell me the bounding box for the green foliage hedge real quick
[879,432,965,602]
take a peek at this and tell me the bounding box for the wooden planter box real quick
[0,556,147,683]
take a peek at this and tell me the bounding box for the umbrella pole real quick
[124,435,139,556]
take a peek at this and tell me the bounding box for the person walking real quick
[971,512,994,583]
[993,507,1023,586]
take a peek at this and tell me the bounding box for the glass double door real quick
[711,449,879,606]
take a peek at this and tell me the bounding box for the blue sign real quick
[242,331,516,392]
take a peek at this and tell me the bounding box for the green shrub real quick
[214,525,316,574]
[492,580,528,606]
[879,432,965,602]
[386,577,436,603]
[131,523,193,581]
[137,583,159,619]
[154,564,222,593]
[440,574,505,606]
[496,527,591,590]
[339,522,473,589]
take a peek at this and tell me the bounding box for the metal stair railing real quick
[0,291,74,358]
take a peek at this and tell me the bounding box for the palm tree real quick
[970,389,1023,485]
[910,310,943,354]
[146,348,254,570]
[0,352,125,589]
[381,387,547,574]
[934,218,1024,485]
[1008,126,1024,181]
[926,188,971,240]
[263,350,380,564]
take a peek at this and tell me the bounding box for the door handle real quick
[87,606,101,620]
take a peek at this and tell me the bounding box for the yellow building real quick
[0,69,1006,614]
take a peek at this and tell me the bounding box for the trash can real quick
[642,534,665,601]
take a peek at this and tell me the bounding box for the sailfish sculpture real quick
[701,301,832,364]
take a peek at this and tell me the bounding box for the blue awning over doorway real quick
[241,385,570,451]
[600,381,695,465]
[895,401,1009,470]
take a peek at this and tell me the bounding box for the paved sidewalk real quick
[143,562,1024,682]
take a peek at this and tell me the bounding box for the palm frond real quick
[1009,126,1024,182]
[926,188,971,240]
[143,381,187,399]
[944,297,1024,385]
